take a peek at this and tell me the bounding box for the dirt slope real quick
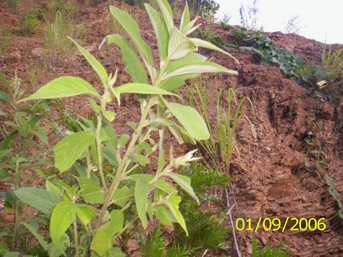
[1,1,343,256]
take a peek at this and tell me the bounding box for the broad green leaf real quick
[165,102,210,140]
[145,4,169,62]
[0,91,10,102]
[158,74,198,91]
[154,206,173,226]
[22,76,99,101]
[106,34,148,83]
[134,175,153,228]
[112,186,133,207]
[190,37,239,63]
[69,37,109,86]
[155,179,177,194]
[164,53,207,73]
[91,210,124,256]
[110,6,153,66]
[103,123,117,149]
[180,1,190,31]
[163,63,238,80]
[109,247,126,257]
[103,146,118,167]
[50,201,77,244]
[155,0,174,31]
[23,223,49,251]
[54,131,95,172]
[77,205,97,226]
[79,176,104,204]
[167,173,199,204]
[168,28,195,60]
[114,83,177,96]
[14,187,62,215]
[165,195,188,235]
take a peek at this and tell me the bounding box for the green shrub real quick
[10,0,237,256]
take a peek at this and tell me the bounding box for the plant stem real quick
[96,99,154,227]
[73,220,80,257]
[12,158,21,249]
[96,115,107,191]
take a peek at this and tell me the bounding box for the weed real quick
[46,0,79,20]
[0,74,49,255]
[188,82,244,172]
[18,9,43,35]
[44,11,83,67]
[252,237,289,257]
[0,28,13,56]
[11,1,237,256]
[321,47,343,81]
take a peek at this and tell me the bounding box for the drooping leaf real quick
[109,6,153,67]
[114,83,177,96]
[167,173,199,204]
[69,37,109,86]
[112,186,133,207]
[190,37,239,63]
[164,53,207,73]
[165,102,210,140]
[14,187,62,215]
[54,131,95,172]
[165,195,188,235]
[22,76,99,101]
[79,176,104,204]
[76,204,97,226]
[163,62,237,80]
[133,175,153,228]
[145,4,169,62]
[23,223,49,251]
[91,210,124,256]
[158,74,198,91]
[105,34,148,83]
[50,201,77,244]
[154,206,173,226]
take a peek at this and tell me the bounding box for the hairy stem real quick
[96,99,154,228]
[73,220,80,257]
[96,115,107,191]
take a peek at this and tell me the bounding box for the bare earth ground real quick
[0,1,343,256]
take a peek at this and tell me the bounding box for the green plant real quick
[188,0,219,21]
[142,164,230,257]
[0,75,49,256]
[13,0,237,256]
[46,0,79,20]
[252,237,288,257]
[44,11,81,67]
[321,47,343,81]
[188,83,244,172]
[0,28,13,56]
[18,9,43,35]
